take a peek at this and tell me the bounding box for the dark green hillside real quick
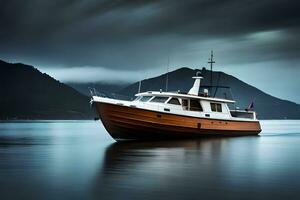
[0,60,93,119]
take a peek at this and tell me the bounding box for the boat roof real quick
[136,91,235,103]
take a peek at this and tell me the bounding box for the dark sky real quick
[0,0,300,103]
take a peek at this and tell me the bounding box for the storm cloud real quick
[0,0,300,102]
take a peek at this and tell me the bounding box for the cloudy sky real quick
[0,0,300,103]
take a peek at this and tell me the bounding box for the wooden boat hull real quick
[94,102,261,140]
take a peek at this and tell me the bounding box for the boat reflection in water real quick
[92,135,298,200]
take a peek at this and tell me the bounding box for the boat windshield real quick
[134,96,142,101]
[150,96,169,103]
[139,96,153,102]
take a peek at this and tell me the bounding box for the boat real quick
[91,70,261,140]
[92,52,261,140]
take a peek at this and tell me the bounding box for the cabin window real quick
[182,99,188,110]
[134,96,142,101]
[190,99,203,111]
[150,96,169,103]
[167,98,181,105]
[211,103,222,112]
[140,96,152,102]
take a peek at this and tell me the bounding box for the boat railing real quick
[230,110,256,119]
[88,87,133,101]
[89,87,104,97]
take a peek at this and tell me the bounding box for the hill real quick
[0,60,93,119]
[2,59,298,120]
[118,67,300,119]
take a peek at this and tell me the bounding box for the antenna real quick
[165,55,170,92]
[208,50,215,94]
[138,80,142,93]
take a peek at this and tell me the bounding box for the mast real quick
[165,55,170,92]
[138,80,141,93]
[208,50,215,94]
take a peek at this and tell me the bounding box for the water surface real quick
[0,120,300,200]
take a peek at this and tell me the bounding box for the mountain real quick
[2,58,298,120]
[118,67,300,119]
[0,60,93,119]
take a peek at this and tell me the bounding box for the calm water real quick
[0,120,300,200]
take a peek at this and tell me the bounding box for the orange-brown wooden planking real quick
[95,102,261,140]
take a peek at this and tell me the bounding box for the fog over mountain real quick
[0,0,299,103]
